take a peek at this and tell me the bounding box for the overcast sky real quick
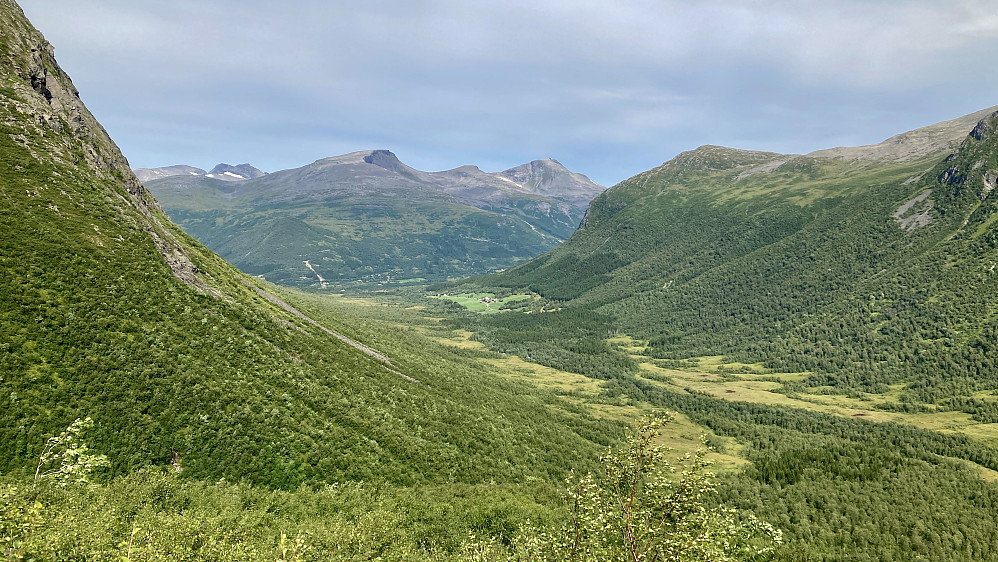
[18,0,998,186]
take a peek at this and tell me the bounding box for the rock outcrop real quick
[0,0,214,294]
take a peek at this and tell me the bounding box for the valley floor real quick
[290,286,998,561]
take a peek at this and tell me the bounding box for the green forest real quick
[455,114,998,419]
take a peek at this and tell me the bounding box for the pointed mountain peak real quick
[362,149,407,172]
[532,157,567,169]
[497,158,603,200]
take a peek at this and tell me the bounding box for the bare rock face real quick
[0,0,214,294]
[0,3,157,209]
[939,167,967,186]
[894,190,934,231]
[984,172,997,200]
[970,118,993,141]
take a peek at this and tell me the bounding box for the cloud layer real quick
[19,0,998,185]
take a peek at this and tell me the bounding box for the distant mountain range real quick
[135,162,266,183]
[142,150,604,286]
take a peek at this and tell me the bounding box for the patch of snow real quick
[497,175,524,187]
[223,171,245,179]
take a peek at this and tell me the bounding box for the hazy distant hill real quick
[145,149,604,286]
[135,162,265,182]
[134,164,207,182]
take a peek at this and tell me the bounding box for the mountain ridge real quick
[461,104,998,401]
[141,150,602,202]
[144,149,604,286]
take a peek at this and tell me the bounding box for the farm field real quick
[428,292,534,313]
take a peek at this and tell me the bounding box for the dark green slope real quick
[474,109,998,400]
[146,152,603,287]
[0,0,615,488]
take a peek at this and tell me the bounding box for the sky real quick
[17,0,998,187]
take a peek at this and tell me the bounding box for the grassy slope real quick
[428,120,998,559]
[0,0,620,491]
[468,123,998,402]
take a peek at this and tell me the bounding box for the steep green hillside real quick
[0,0,618,490]
[430,112,998,559]
[464,107,998,406]
[145,151,603,287]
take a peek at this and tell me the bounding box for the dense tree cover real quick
[448,306,638,379]
[1,470,566,560]
[418,120,998,558]
[601,378,998,561]
[161,196,563,287]
[492,416,782,561]
[451,114,998,412]
[1,418,781,562]
[0,192,621,486]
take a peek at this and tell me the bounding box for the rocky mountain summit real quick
[227,149,604,209]
[134,165,207,182]
[206,163,266,181]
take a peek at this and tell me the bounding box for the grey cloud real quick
[17,0,998,186]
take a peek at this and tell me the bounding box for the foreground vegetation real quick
[2,417,781,561]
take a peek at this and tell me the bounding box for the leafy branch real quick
[34,417,109,487]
